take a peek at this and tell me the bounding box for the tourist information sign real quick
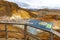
[27,20,53,32]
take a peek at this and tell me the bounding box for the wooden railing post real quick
[5,24,8,40]
[24,25,27,40]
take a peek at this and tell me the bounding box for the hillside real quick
[29,9,60,29]
[0,1,19,17]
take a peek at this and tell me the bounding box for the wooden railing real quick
[0,20,58,40]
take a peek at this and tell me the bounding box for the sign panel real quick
[27,20,53,32]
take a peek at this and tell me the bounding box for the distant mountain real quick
[17,2,30,8]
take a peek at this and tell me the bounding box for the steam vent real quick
[0,0,60,40]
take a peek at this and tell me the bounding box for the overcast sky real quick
[6,0,60,9]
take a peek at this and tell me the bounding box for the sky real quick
[6,0,60,9]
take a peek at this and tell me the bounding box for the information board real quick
[27,20,53,32]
